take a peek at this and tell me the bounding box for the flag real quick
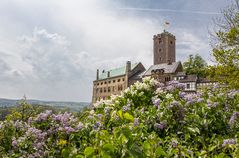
[163,21,170,30]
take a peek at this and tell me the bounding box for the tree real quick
[183,54,207,77]
[209,0,239,88]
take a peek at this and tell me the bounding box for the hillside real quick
[0,98,90,111]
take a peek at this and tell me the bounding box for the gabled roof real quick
[98,63,139,80]
[143,61,182,76]
[179,74,198,82]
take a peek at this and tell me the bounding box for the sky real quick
[0,0,231,102]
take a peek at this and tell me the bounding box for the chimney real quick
[96,69,99,80]
[126,61,131,73]
[167,59,172,65]
[107,71,110,77]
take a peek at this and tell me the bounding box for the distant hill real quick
[0,98,90,111]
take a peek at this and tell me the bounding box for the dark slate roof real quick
[179,75,198,82]
[143,61,181,76]
[98,63,139,80]
[197,77,216,83]
[129,71,145,80]
[175,72,186,76]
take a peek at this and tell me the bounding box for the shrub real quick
[0,77,239,157]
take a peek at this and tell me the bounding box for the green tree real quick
[209,0,239,88]
[183,54,207,77]
[6,96,35,121]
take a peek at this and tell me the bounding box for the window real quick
[101,82,103,85]
[113,80,115,83]
[159,57,162,61]
[187,84,190,89]
[104,88,106,93]
[170,41,173,44]
[165,77,170,82]
[158,39,162,44]
[104,81,107,84]
[97,83,99,85]
[118,85,123,91]
[118,79,121,82]
[122,78,125,81]
[112,86,115,92]
[100,88,102,93]
[159,48,162,52]
[108,81,111,84]
[96,88,98,93]
[108,87,111,92]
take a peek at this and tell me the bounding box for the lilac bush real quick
[0,77,239,157]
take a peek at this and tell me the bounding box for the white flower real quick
[89,110,95,115]
[139,92,144,96]
[155,87,164,95]
[142,76,151,82]
[165,94,173,99]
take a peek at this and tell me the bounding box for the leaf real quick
[117,110,123,119]
[155,146,166,156]
[103,143,115,153]
[209,145,217,152]
[129,143,145,158]
[62,148,70,158]
[143,141,151,150]
[84,147,95,157]
[124,113,134,121]
[185,134,190,141]
[187,127,200,134]
[216,153,225,158]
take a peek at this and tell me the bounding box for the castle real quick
[92,31,215,103]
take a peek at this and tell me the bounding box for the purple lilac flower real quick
[154,122,166,130]
[179,92,186,98]
[169,101,179,108]
[36,110,52,122]
[65,126,75,134]
[104,107,110,115]
[168,80,179,85]
[134,118,139,126]
[122,106,130,112]
[222,139,237,147]
[93,122,101,130]
[114,116,119,121]
[166,85,175,92]
[228,90,237,99]
[176,83,185,89]
[229,112,239,126]
[171,140,178,148]
[157,82,165,87]
[76,122,84,130]
[28,155,34,158]
[152,98,161,107]
[97,114,103,119]
[188,149,193,155]
[185,94,196,105]
[141,108,145,114]
[12,138,18,148]
[197,98,204,103]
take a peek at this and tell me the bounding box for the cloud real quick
[0,0,228,101]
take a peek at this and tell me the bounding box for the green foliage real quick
[0,78,239,157]
[209,0,239,88]
[183,54,208,77]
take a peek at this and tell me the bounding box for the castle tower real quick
[153,30,176,65]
